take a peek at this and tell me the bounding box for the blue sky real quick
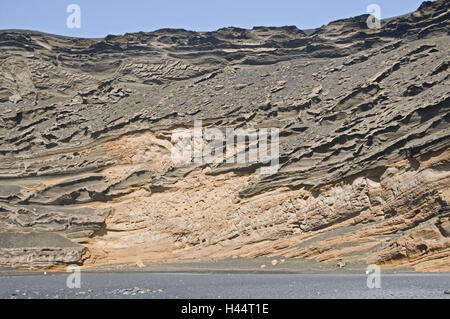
[0,0,425,38]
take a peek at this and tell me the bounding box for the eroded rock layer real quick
[0,0,449,270]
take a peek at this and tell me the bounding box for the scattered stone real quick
[337,262,346,268]
[136,258,145,268]
[271,81,287,93]
[109,287,151,296]
[234,84,248,90]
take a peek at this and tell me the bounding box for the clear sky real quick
[0,0,426,38]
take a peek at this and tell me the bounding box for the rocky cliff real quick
[0,0,449,271]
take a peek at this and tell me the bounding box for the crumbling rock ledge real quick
[0,233,87,269]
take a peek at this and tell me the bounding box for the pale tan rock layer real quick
[84,142,450,272]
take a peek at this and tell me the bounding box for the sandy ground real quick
[0,273,449,299]
[0,258,414,276]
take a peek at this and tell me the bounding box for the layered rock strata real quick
[0,0,449,270]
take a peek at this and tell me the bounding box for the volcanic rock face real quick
[0,0,449,270]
